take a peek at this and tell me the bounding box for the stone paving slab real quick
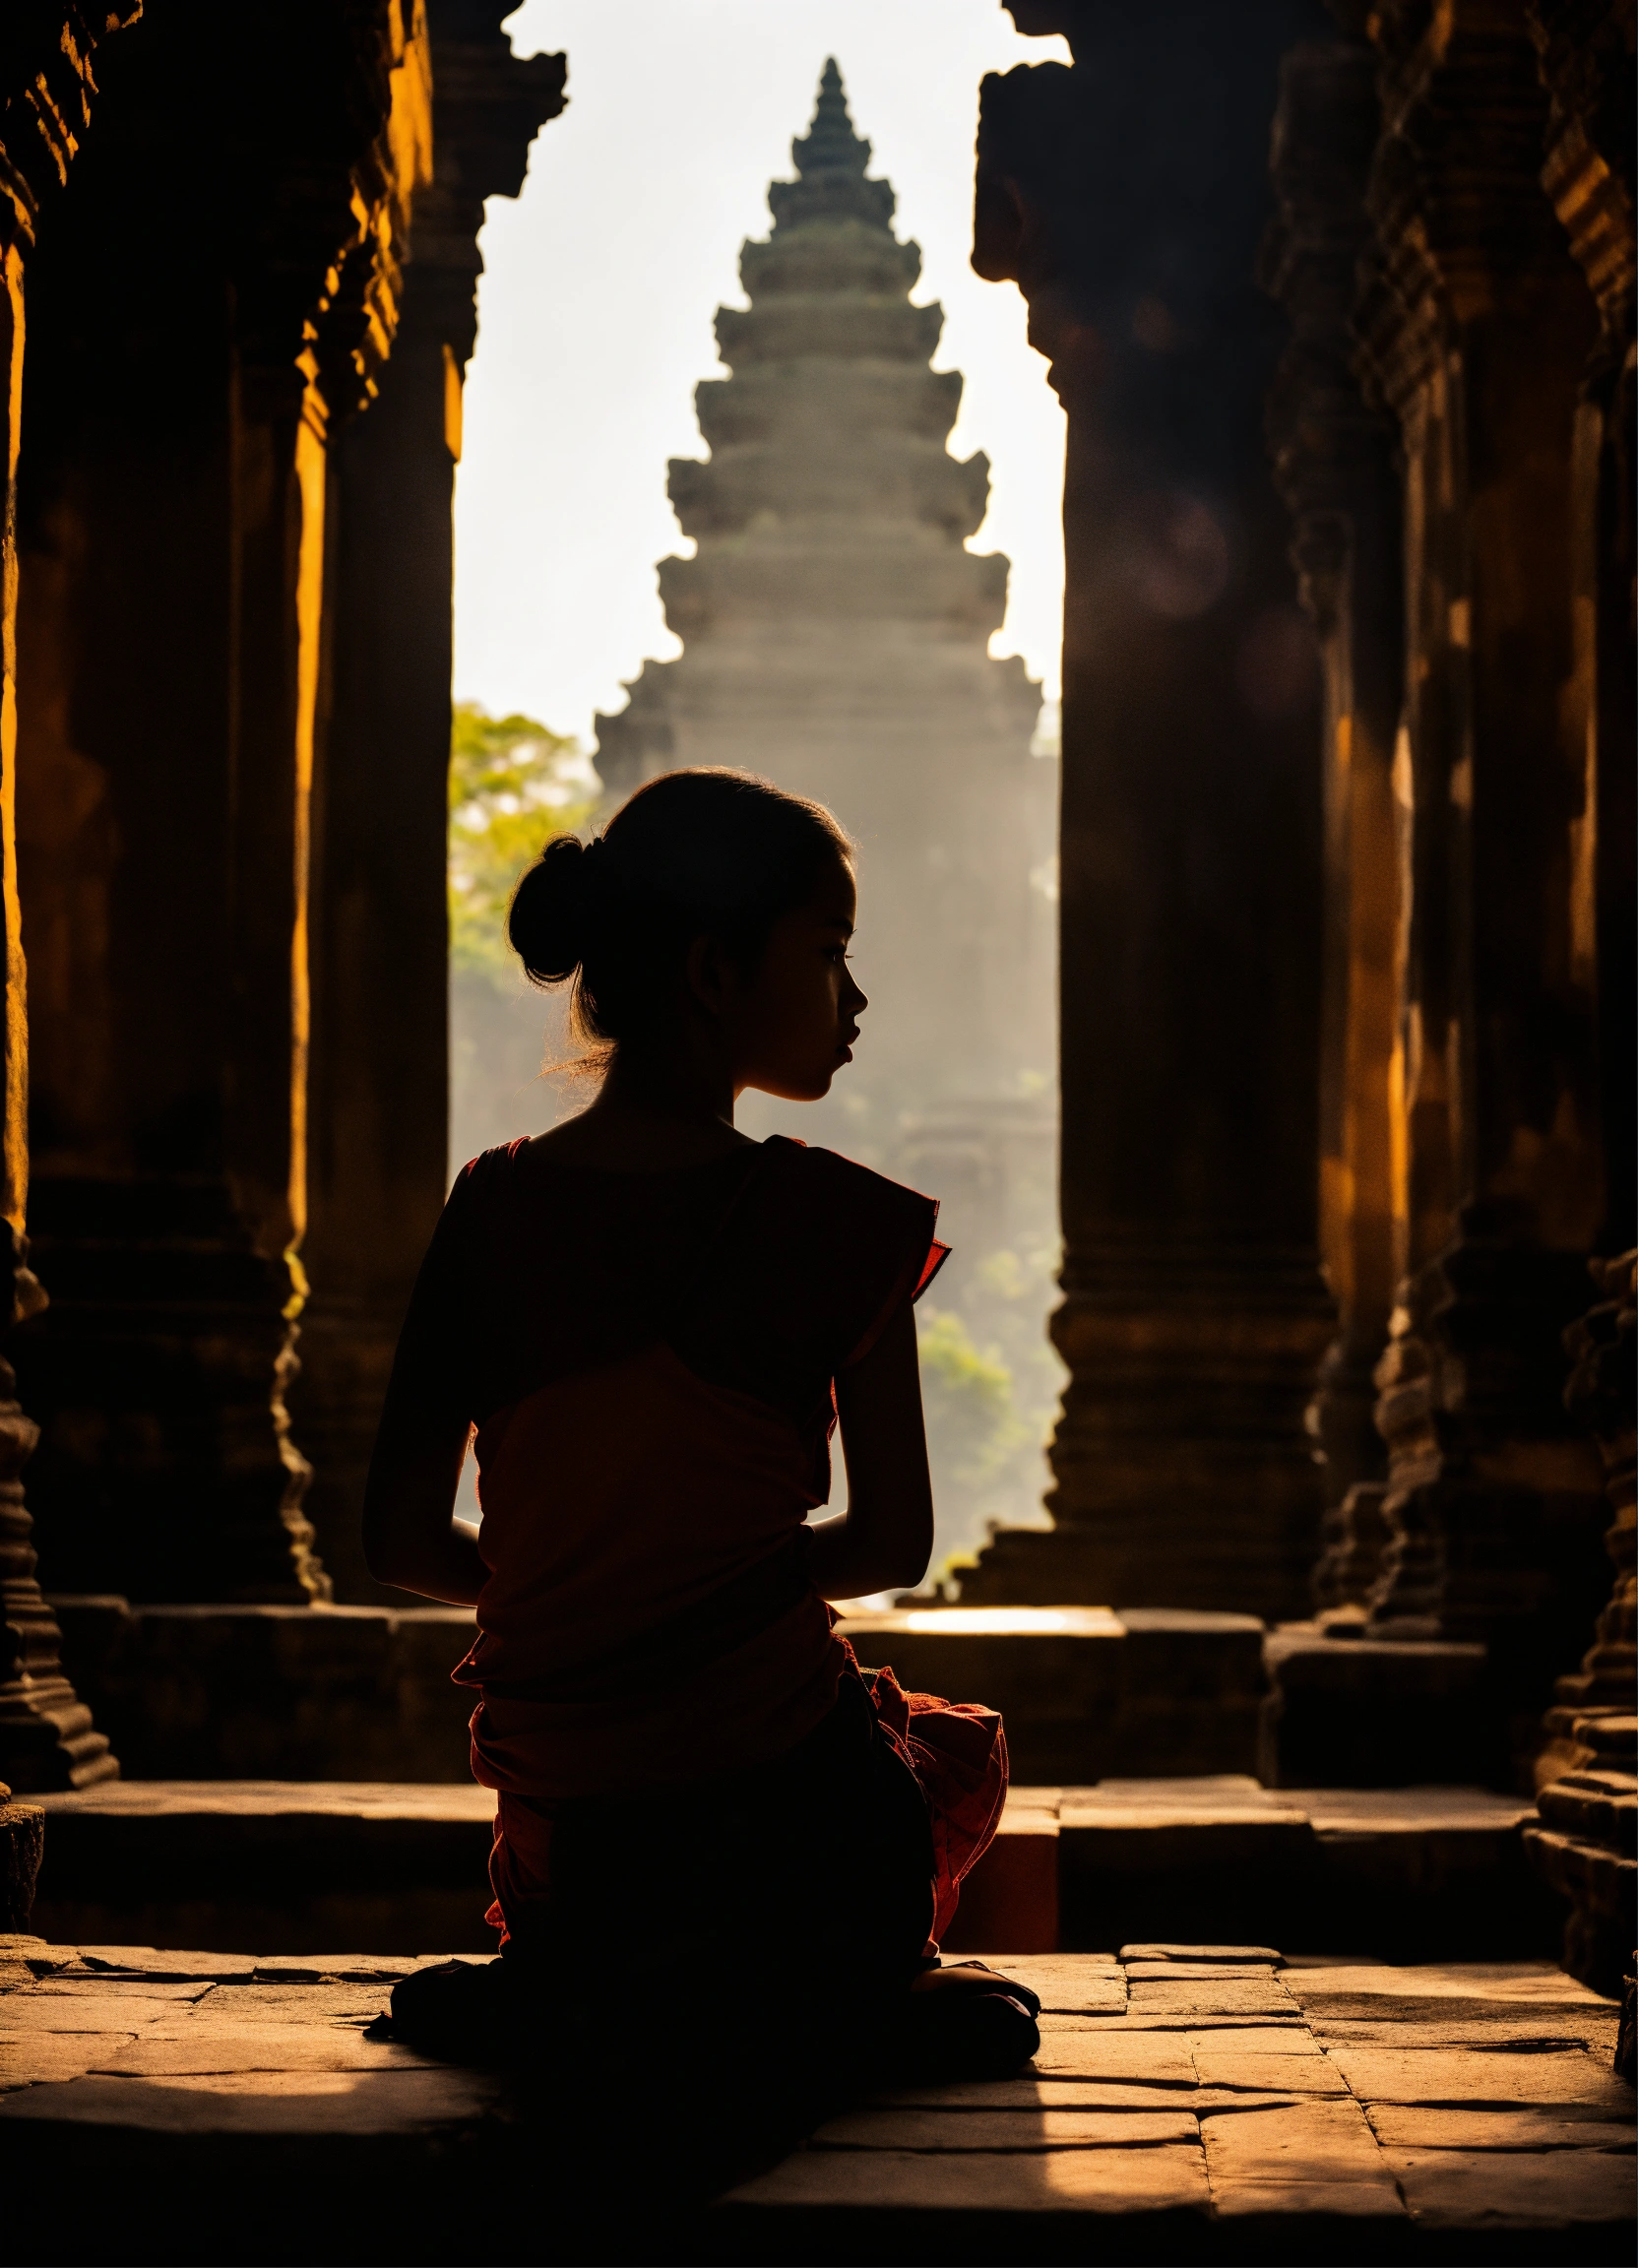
[0,1936,1629,2264]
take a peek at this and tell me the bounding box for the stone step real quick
[1261,1623,1499,1786]
[28,1778,1558,1966]
[2,1939,1626,2264]
[48,1595,1530,1799]
[49,1597,1272,1785]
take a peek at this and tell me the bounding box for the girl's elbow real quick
[884,1538,933,1592]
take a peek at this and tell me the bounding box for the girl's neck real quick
[536,1041,753,1170]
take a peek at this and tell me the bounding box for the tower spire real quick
[792,58,869,178]
[771,58,895,234]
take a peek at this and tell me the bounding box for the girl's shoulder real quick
[705,1136,948,1366]
[758,1132,937,1228]
[437,1139,531,1230]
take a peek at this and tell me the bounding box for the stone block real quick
[31,1781,497,1955]
[941,1800,1058,1955]
[1524,1819,1638,1996]
[811,2105,1199,2149]
[48,1598,476,1781]
[1113,1612,1268,1775]
[1124,1976,1302,2027]
[1260,1625,1496,1787]
[1536,1767,1638,1846]
[0,2062,503,2135]
[1198,2096,1402,2210]
[724,2140,1213,2213]
[1120,1942,1284,1963]
[1366,2105,1636,2149]
[1057,1779,1318,1956]
[1383,2145,1636,2230]
[1306,1788,1560,1961]
[1055,1782,1557,1960]
[0,1988,179,2032]
[0,1798,44,1929]
[838,1608,1124,1784]
[1322,2042,1634,2115]
[1186,2037,1349,2096]
[836,1607,1266,1782]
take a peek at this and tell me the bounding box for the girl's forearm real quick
[806,1508,929,1602]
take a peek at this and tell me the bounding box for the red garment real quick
[379,1130,1002,1944]
[481,1657,1010,1953]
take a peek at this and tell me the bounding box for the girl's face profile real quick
[721,848,867,1103]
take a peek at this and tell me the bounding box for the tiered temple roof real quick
[595,63,1053,1173]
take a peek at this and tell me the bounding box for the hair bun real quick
[508,834,605,985]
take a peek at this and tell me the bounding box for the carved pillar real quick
[1519,0,1637,1999]
[0,9,132,1786]
[1525,1253,1636,1995]
[1260,21,1405,1612]
[1528,0,1636,1277]
[11,3,425,1605]
[958,0,1335,1620]
[1351,5,1620,1744]
[297,6,564,1602]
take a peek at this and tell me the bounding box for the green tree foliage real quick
[449,702,598,979]
[915,1301,1040,1575]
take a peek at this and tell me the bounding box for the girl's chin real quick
[745,1068,836,1103]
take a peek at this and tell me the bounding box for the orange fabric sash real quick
[855,1656,1010,1941]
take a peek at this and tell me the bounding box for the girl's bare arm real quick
[809,1296,935,1600]
[361,1383,488,1605]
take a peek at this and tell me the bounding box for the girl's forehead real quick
[813,856,856,918]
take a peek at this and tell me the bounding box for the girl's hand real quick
[361,1387,488,1606]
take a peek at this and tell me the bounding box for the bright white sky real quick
[451,0,1071,749]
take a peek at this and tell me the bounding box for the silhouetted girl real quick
[365,769,1036,2089]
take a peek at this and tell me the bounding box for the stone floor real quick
[1,1938,1629,2263]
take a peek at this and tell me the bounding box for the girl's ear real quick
[684,932,736,1021]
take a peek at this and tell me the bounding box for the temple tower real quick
[596,62,1055,1248]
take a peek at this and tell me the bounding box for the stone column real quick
[1519,0,1636,1989]
[0,8,133,1786]
[958,1,1336,1621]
[1525,1252,1637,1995]
[297,6,564,1602]
[1528,0,1635,1263]
[10,3,425,1605]
[1352,4,1620,1742]
[1260,21,1404,1613]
